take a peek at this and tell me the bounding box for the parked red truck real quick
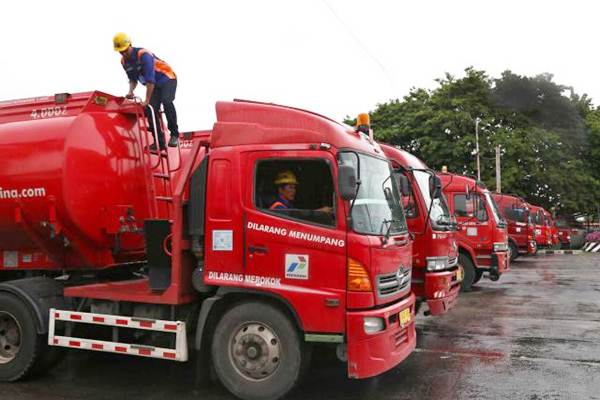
[380,144,462,316]
[438,173,509,291]
[544,210,560,249]
[530,205,554,249]
[491,193,537,261]
[0,92,416,400]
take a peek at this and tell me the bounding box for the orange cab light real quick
[348,258,372,292]
[356,113,370,127]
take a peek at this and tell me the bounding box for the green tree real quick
[362,68,600,216]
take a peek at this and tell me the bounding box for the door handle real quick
[248,245,268,255]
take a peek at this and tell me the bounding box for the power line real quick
[321,0,398,92]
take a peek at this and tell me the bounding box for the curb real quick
[537,249,583,255]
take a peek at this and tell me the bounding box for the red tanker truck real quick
[439,173,509,291]
[380,144,462,316]
[544,210,560,249]
[0,91,416,400]
[529,205,553,249]
[491,193,537,260]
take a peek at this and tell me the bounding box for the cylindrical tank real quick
[0,92,154,269]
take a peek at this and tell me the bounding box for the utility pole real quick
[495,145,501,193]
[475,118,481,181]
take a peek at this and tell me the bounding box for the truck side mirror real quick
[395,173,411,197]
[465,184,471,200]
[429,175,443,199]
[338,164,358,200]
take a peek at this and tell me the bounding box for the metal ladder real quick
[133,102,181,220]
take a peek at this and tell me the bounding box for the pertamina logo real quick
[285,254,309,280]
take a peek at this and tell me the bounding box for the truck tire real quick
[0,293,43,381]
[509,241,519,262]
[211,301,306,400]
[459,253,476,292]
[473,269,483,284]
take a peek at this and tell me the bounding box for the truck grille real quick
[377,267,411,298]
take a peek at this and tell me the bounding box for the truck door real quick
[453,193,489,252]
[241,151,347,333]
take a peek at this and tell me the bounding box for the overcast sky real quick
[2,1,598,131]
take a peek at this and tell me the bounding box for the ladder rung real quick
[156,196,173,202]
[153,173,170,179]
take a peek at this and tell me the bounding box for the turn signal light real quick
[348,258,372,292]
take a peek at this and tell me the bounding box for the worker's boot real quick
[168,136,179,147]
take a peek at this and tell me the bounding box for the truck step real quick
[48,308,188,362]
[153,173,170,179]
[155,196,173,202]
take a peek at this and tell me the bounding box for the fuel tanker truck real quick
[0,91,416,400]
[380,144,462,316]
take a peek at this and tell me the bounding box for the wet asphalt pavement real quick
[1,253,599,400]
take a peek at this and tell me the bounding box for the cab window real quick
[454,194,488,221]
[396,173,418,219]
[254,159,336,227]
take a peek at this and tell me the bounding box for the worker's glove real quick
[125,93,135,100]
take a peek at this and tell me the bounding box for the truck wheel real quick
[459,254,476,292]
[473,269,483,284]
[211,301,306,400]
[0,293,43,381]
[509,241,519,262]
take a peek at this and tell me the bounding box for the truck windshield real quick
[339,152,407,236]
[484,192,503,226]
[413,170,452,229]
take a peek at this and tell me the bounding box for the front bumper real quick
[423,267,462,316]
[491,251,509,275]
[527,240,537,255]
[346,293,416,379]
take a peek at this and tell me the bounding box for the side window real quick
[254,159,335,227]
[454,194,469,217]
[454,194,487,221]
[474,194,488,222]
[396,172,418,219]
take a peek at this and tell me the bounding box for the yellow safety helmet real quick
[274,171,298,186]
[113,32,131,52]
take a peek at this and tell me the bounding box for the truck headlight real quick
[426,257,448,271]
[493,242,508,252]
[364,317,385,334]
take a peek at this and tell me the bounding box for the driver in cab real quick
[269,171,332,213]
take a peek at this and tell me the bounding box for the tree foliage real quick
[352,68,600,216]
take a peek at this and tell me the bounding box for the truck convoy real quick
[0,92,416,400]
[380,144,462,315]
[492,193,537,261]
[438,173,509,291]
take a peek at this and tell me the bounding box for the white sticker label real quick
[212,230,233,251]
[3,251,18,268]
[516,227,522,233]
[285,254,309,280]
[466,227,478,237]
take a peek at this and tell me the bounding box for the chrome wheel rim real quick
[0,312,21,364]
[229,322,281,381]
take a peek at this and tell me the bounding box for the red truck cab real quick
[530,205,553,249]
[492,193,537,260]
[544,210,560,249]
[0,92,416,400]
[439,173,509,291]
[380,144,462,316]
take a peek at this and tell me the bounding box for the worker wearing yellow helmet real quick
[269,171,298,210]
[268,171,332,213]
[113,32,180,150]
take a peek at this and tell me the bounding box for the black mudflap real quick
[144,219,172,291]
